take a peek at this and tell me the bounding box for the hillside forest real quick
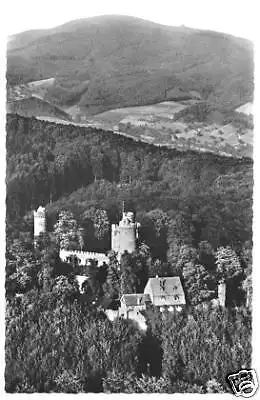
[6,113,253,393]
[7,16,253,114]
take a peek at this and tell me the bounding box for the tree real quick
[138,242,151,259]
[54,370,83,393]
[240,241,252,271]
[198,241,215,271]
[6,296,141,392]
[182,263,215,305]
[52,275,80,303]
[215,247,242,282]
[206,379,225,393]
[167,213,195,267]
[93,209,110,241]
[103,251,121,306]
[168,244,198,276]
[120,252,137,294]
[147,259,171,278]
[84,259,107,304]
[90,148,105,181]
[103,372,171,393]
[54,210,84,250]
[160,307,251,391]
[81,207,96,249]
[146,209,169,259]
[6,239,41,295]
[241,246,252,308]
[147,209,169,237]
[131,251,149,292]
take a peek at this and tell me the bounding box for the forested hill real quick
[7,15,253,113]
[7,113,252,249]
[6,112,253,394]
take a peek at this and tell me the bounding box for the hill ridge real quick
[7,15,253,124]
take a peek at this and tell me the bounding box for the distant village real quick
[34,206,227,329]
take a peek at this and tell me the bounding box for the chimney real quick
[218,281,226,307]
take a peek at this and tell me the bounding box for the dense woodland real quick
[6,113,253,392]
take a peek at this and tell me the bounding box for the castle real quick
[33,206,140,265]
[33,206,228,328]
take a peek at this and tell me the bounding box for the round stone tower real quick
[119,212,136,254]
[33,206,46,238]
[111,211,139,257]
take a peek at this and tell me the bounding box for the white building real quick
[144,276,186,312]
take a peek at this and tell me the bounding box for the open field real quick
[92,101,189,125]
[27,77,55,88]
[7,77,253,159]
[90,101,253,158]
[8,77,56,102]
[33,99,253,159]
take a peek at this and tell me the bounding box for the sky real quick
[4,0,257,41]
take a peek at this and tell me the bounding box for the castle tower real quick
[111,211,140,258]
[33,206,46,238]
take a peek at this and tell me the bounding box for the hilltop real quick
[7,15,254,115]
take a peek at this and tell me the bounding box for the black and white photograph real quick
[2,0,259,395]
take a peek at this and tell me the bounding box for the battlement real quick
[59,249,109,267]
[34,206,46,218]
[120,211,135,225]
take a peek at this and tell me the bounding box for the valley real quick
[9,77,252,158]
[30,97,252,158]
[90,100,253,158]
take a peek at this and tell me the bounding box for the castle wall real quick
[60,249,109,267]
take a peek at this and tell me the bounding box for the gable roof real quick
[121,293,151,307]
[235,102,253,116]
[144,276,186,306]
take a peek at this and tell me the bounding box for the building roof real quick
[144,276,186,306]
[121,293,151,307]
[235,102,253,116]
